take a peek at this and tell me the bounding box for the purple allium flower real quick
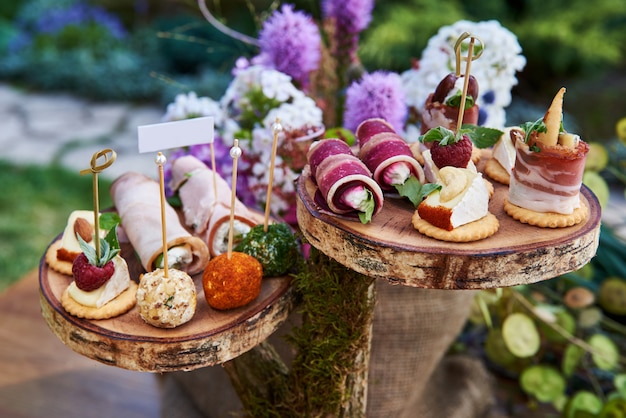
[343,71,407,133]
[257,4,321,88]
[322,0,374,35]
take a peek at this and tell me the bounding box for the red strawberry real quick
[431,134,473,168]
[72,253,115,291]
[71,232,120,292]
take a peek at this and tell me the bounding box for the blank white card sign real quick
[137,116,214,153]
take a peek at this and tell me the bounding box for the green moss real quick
[281,248,374,417]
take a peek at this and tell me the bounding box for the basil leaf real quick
[394,176,441,208]
[461,125,504,149]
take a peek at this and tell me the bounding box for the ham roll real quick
[508,138,589,214]
[356,118,425,191]
[169,155,259,257]
[110,172,209,275]
[307,139,384,223]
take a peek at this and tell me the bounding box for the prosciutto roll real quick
[169,155,259,257]
[355,119,425,191]
[308,139,384,223]
[508,138,589,214]
[355,117,395,145]
[307,138,353,181]
[110,172,209,275]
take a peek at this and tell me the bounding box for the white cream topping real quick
[156,244,193,270]
[383,162,412,186]
[422,149,478,184]
[343,185,370,211]
[443,77,467,103]
[67,255,130,308]
[213,220,252,255]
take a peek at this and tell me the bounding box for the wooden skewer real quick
[227,139,242,260]
[264,118,282,232]
[453,32,484,137]
[455,36,475,136]
[155,152,169,278]
[209,141,218,203]
[79,148,117,259]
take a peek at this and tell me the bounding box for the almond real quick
[74,217,94,243]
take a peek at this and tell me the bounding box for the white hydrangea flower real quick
[162,91,223,123]
[401,20,526,130]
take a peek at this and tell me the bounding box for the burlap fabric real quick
[161,282,494,417]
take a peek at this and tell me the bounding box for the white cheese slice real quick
[492,127,518,174]
[423,167,489,228]
[67,255,131,308]
[59,210,103,254]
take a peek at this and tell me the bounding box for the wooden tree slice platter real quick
[39,238,294,373]
[297,157,601,289]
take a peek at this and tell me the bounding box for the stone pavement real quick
[0,83,162,180]
[1,82,625,238]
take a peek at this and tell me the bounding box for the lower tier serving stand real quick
[39,239,295,373]
[294,167,601,415]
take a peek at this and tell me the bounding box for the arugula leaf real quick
[519,118,547,144]
[460,125,504,149]
[357,189,376,224]
[394,176,441,208]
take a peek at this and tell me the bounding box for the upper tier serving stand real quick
[296,168,601,289]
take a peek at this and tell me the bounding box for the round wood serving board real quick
[297,156,602,289]
[39,238,294,373]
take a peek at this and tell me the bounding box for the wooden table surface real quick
[0,270,161,418]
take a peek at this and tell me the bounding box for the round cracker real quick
[471,145,482,164]
[484,158,510,185]
[412,211,499,242]
[61,281,138,320]
[45,240,74,276]
[503,198,589,228]
[483,178,495,198]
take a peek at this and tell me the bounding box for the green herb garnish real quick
[445,90,475,109]
[394,176,441,208]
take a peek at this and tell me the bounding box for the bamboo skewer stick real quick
[227,139,242,260]
[264,118,282,232]
[80,148,117,259]
[155,152,169,278]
